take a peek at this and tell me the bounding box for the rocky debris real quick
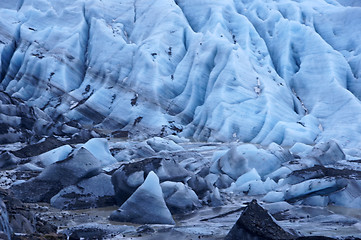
[11,147,102,202]
[11,136,66,158]
[225,199,295,240]
[110,171,175,225]
[12,233,67,240]
[60,223,134,240]
[51,173,115,210]
[0,188,35,235]
[0,197,12,240]
[286,165,361,185]
[161,181,201,214]
[112,157,189,205]
[10,134,92,159]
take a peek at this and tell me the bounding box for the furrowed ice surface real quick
[0,0,360,147]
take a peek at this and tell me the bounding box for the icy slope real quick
[0,0,360,146]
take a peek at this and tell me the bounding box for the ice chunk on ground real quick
[34,145,72,167]
[161,181,201,213]
[284,178,347,202]
[211,144,282,180]
[309,140,345,165]
[234,168,261,187]
[81,138,117,166]
[146,137,184,152]
[262,191,285,203]
[112,157,189,205]
[110,171,175,225]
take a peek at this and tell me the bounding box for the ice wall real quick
[0,0,360,146]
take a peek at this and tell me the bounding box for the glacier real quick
[0,0,360,147]
[1,0,361,239]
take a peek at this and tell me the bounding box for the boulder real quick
[225,199,294,240]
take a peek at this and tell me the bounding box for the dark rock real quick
[0,188,36,234]
[50,173,115,210]
[11,136,64,158]
[225,199,295,240]
[35,217,57,234]
[111,130,129,138]
[286,165,361,185]
[112,157,189,205]
[11,147,102,202]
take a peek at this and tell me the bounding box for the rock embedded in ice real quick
[51,173,115,210]
[110,171,175,225]
[112,157,189,205]
[161,181,201,213]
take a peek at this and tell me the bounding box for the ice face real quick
[0,0,360,146]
